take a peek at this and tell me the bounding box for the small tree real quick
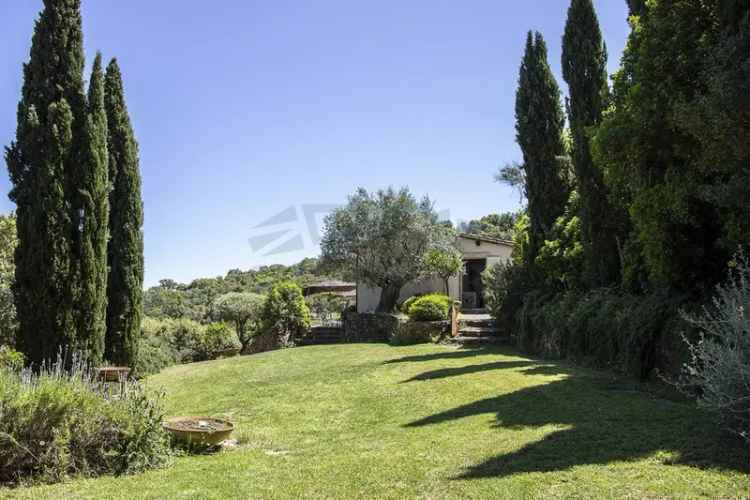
[425,247,463,295]
[261,282,311,342]
[321,187,456,312]
[212,292,265,352]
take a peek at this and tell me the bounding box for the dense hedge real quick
[515,289,691,380]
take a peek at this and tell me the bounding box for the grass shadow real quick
[400,361,537,383]
[404,361,750,478]
[385,345,517,365]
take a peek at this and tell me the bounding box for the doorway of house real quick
[462,259,486,309]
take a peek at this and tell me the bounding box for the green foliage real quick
[562,0,622,286]
[196,322,241,361]
[212,292,265,351]
[459,213,519,241]
[483,260,524,324]
[134,317,241,375]
[424,246,463,294]
[261,282,311,340]
[306,293,349,325]
[75,53,110,365]
[0,354,170,485]
[143,258,332,322]
[406,294,452,322]
[399,295,421,314]
[591,0,750,292]
[0,346,24,371]
[515,31,570,266]
[0,214,17,346]
[5,0,86,365]
[535,192,585,290]
[321,187,456,312]
[677,253,750,442]
[516,289,687,380]
[105,58,144,368]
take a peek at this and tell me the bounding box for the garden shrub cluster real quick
[404,294,452,321]
[0,354,171,485]
[514,289,689,380]
[135,317,240,376]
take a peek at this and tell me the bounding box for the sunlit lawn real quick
[4,343,749,499]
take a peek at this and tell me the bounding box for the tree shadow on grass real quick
[384,346,518,365]
[400,361,538,383]
[405,367,750,477]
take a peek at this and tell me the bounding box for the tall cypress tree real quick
[562,0,621,286]
[515,31,569,267]
[5,0,87,365]
[75,53,109,364]
[104,59,144,366]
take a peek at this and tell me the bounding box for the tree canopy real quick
[320,187,457,312]
[212,292,265,352]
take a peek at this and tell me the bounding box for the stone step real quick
[460,319,497,328]
[461,308,488,315]
[451,335,512,346]
[458,326,501,336]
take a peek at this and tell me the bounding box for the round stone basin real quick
[163,416,234,446]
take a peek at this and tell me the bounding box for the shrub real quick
[135,317,241,376]
[676,253,750,442]
[196,322,241,360]
[0,354,171,485]
[515,288,687,380]
[212,292,265,352]
[261,282,311,342]
[406,294,452,321]
[134,332,178,377]
[399,295,421,314]
[0,345,23,371]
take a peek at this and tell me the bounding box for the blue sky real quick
[0,1,630,287]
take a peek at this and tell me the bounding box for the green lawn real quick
[4,344,749,499]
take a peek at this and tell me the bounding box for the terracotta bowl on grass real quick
[163,416,234,446]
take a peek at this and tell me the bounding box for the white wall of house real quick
[356,235,513,312]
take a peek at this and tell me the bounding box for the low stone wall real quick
[391,320,450,345]
[342,311,450,345]
[245,330,292,355]
[342,312,398,342]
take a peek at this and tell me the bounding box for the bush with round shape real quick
[406,294,452,321]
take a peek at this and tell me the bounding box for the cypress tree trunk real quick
[75,53,110,364]
[515,31,569,267]
[5,0,87,365]
[104,59,144,366]
[562,0,621,287]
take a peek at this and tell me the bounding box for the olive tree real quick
[321,187,457,312]
[212,292,265,352]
